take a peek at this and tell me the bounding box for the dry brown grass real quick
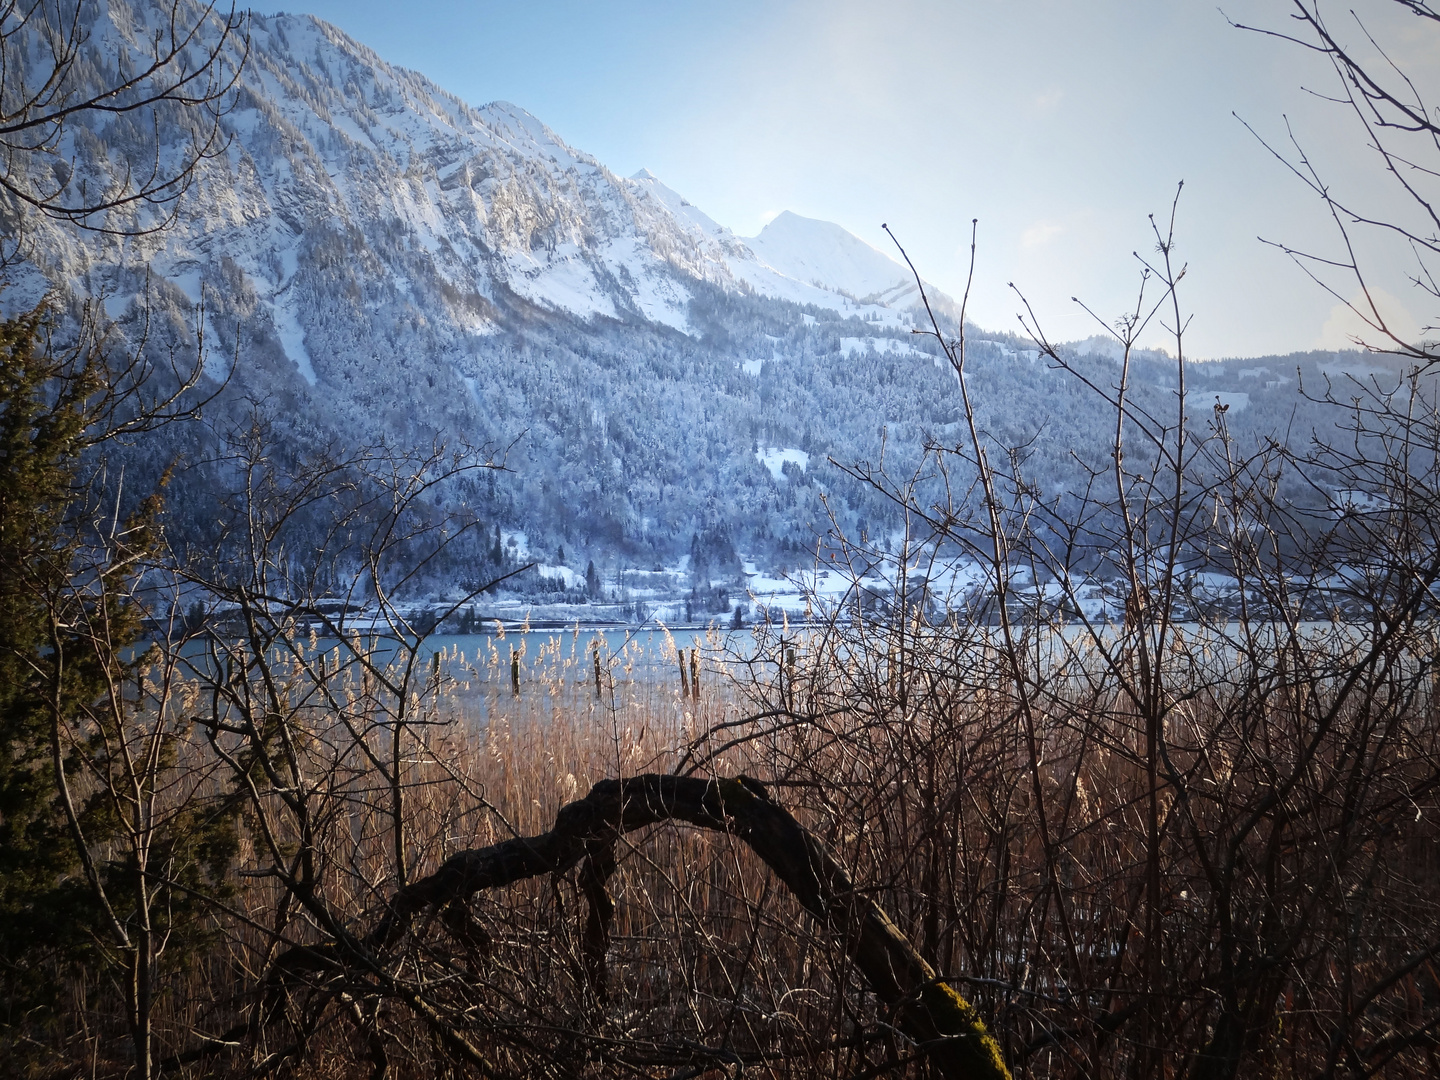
[15,616,1440,1080]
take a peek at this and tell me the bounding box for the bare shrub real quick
[710,192,1440,1077]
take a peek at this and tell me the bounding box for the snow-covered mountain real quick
[17,2,929,355]
[5,2,961,553]
[7,1,1359,576]
[625,170,926,312]
[745,212,921,308]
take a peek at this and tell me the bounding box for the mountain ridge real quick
[4,1,1376,583]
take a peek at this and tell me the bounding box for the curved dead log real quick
[370,773,1011,1080]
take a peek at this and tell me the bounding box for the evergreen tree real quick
[0,310,236,1070]
[0,310,99,991]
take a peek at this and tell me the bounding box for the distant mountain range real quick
[7,1,1380,587]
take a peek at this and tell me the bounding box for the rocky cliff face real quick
[22,3,922,376]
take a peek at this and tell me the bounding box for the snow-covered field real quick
[755,447,809,480]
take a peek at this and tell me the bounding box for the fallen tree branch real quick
[365,772,1010,1080]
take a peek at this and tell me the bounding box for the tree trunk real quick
[368,773,1011,1080]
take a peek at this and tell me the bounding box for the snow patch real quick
[505,246,617,322]
[501,530,528,558]
[169,269,203,303]
[0,264,49,316]
[274,302,317,385]
[329,113,377,152]
[601,236,691,332]
[103,292,135,319]
[757,447,809,480]
[538,564,581,589]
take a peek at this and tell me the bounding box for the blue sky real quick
[285,0,1439,358]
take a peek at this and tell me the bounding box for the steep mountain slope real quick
[28,4,926,351]
[8,2,952,557]
[6,1,1373,584]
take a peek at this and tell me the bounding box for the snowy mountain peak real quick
[11,0,1308,572]
[623,170,940,314]
[744,211,919,307]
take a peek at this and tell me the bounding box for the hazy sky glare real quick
[285,0,1440,358]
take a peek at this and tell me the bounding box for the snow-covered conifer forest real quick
[2,0,1391,615]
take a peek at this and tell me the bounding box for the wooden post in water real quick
[678,648,690,697]
[689,650,700,700]
[510,647,520,696]
[593,646,603,699]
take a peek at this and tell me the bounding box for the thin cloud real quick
[1315,288,1421,351]
[1021,220,1065,249]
